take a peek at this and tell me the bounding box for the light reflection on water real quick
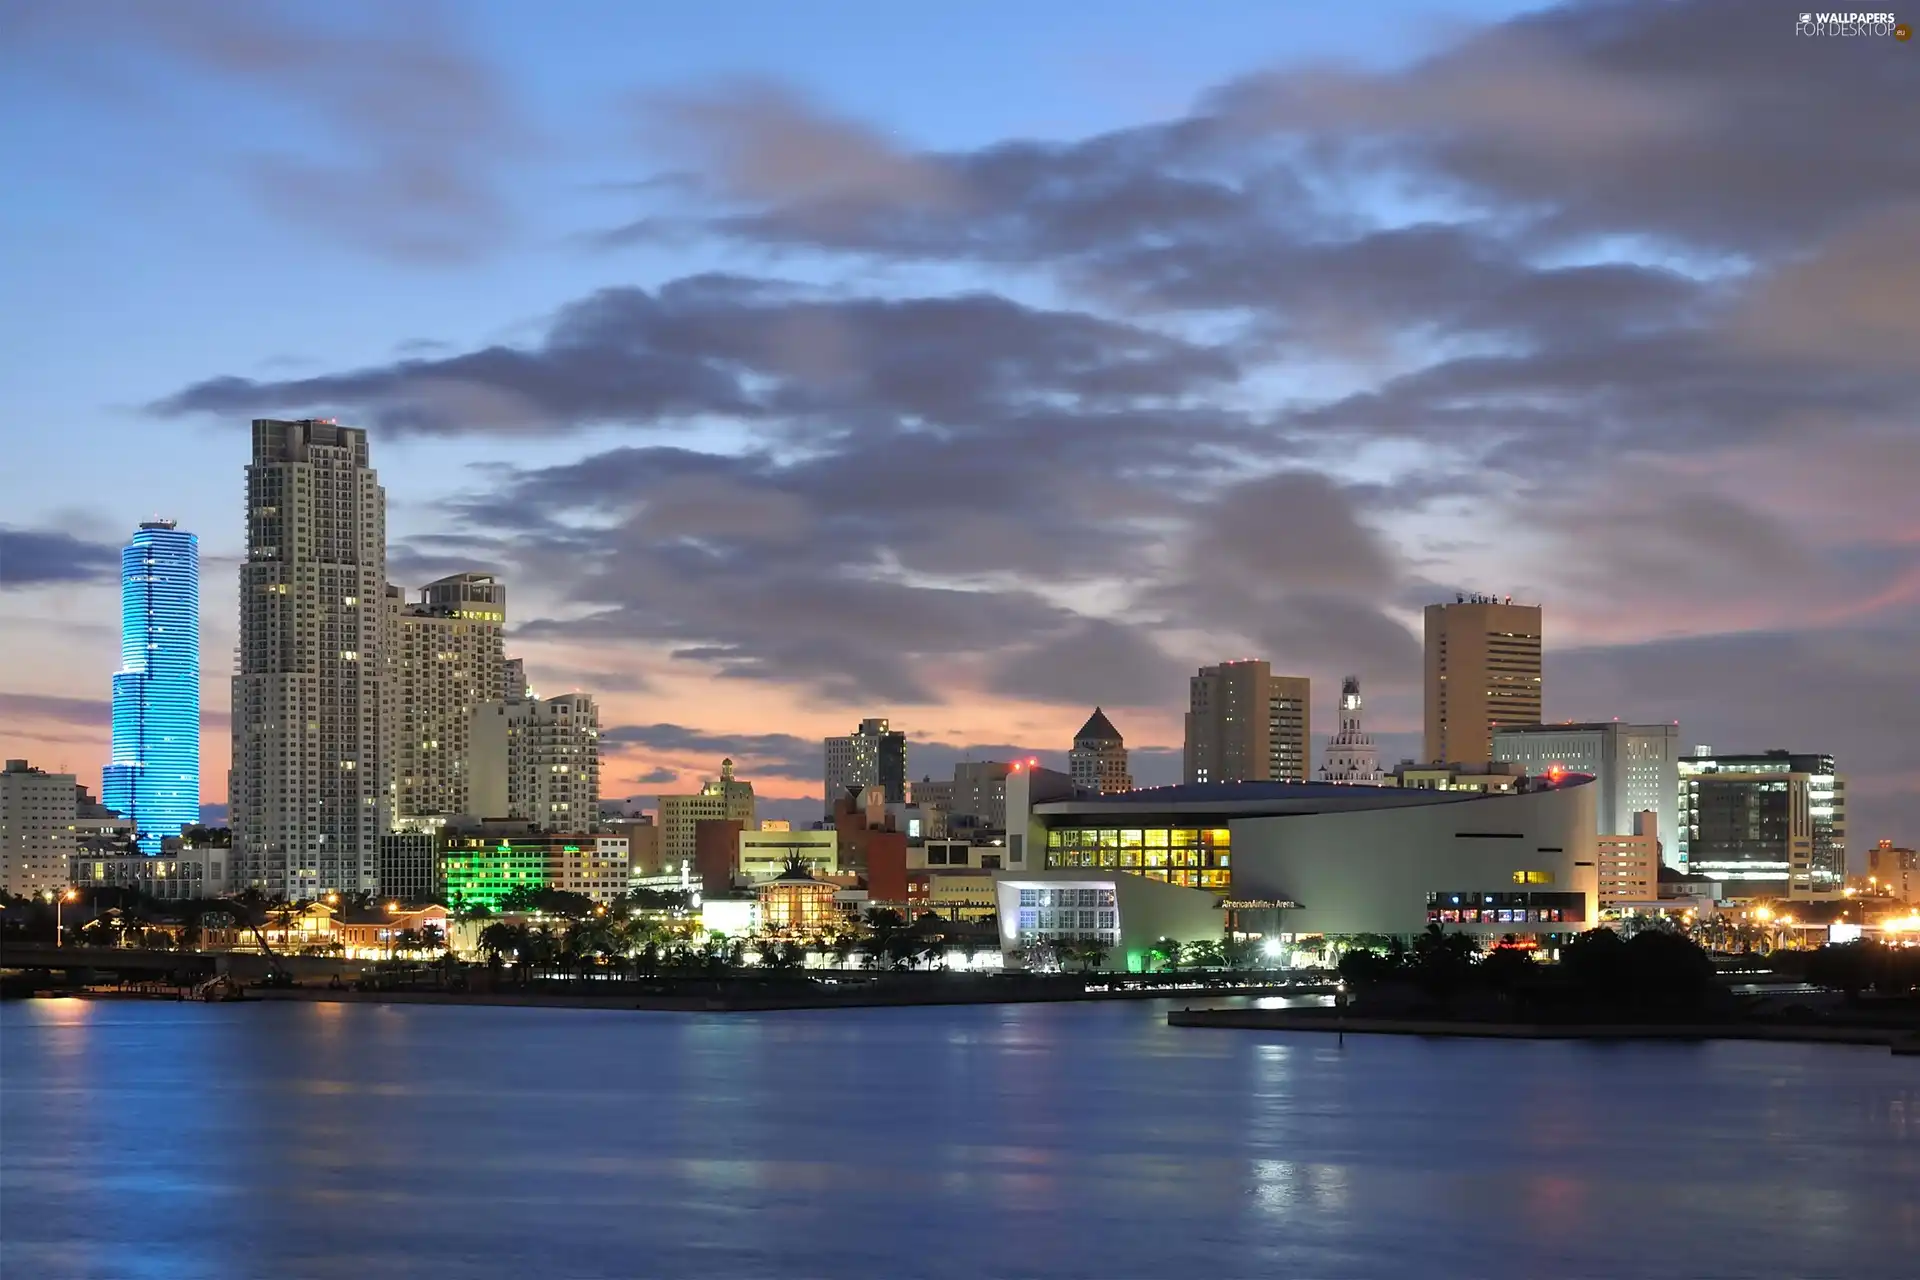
[3,997,1916,1280]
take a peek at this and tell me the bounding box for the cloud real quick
[988,619,1187,710]
[632,79,955,210]
[115,0,1920,841]
[153,274,1238,438]
[2,0,524,260]
[601,722,818,782]
[1551,622,1920,844]
[0,528,119,588]
[0,692,109,725]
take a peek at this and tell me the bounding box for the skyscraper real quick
[384,573,506,823]
[232,419,386,897]
[102,520,200,852]
[1069,708,1132,794]
[1423,595,1542,764]
[824,718,907,809]
[1183,661,1311,783]
[1318,676,1381,784]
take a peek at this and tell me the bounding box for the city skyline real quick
[1,0,1915,844]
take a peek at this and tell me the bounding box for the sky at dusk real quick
[0,0,1915,844]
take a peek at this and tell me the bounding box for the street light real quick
[45,888,78,947]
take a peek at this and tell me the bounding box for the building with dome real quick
[1318,676,1382,785]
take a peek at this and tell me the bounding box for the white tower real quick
[232,418,386,897]
[1318,676,1381,784]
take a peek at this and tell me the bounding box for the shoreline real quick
[52,980,1333,1013]
[1167,1007,1920,1053]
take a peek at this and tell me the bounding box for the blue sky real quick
[2,0,1917,844]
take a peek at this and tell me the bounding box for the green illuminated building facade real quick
[442,839,552,911]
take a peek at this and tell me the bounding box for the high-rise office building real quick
[102,520,200,852]
[384,573,506,823]
[1,759,78,897]
[232,418,386,897]
[1183,661,1311,783]
[951,761,1011,830]
[1867,840,1918,905]
[1493,722,1680,865]
[824,718,907,809]
[469,692,600,829]
[1423,595,1542,764]
[660,758,758,872]
[1069,708,1132,794]
[1318,676,1381,784]
[1678,750,1845,901]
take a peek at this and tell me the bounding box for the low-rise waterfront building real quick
[740,828,838,882]
[999,772,1601,968]
[1596,812,1661,908]
[69,849,233,900]
[441,832,629,910]
[756,863,839,934]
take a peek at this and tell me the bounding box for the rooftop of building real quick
[1033,774,1591,819]
[1073,707,1123,743]
[1495,721,1680,734]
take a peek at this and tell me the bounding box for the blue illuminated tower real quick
[103,520,200,853]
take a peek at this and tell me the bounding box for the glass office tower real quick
[103,520,200,853]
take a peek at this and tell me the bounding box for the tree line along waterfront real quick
[6,874,1919,1026]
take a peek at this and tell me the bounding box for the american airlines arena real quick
[996,768,1599,970]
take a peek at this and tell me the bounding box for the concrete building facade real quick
[469,693,600,829]
[1596,812,1661,908]
[70,850,232,901]
[1069,708,1132,795]
[1424,596,1543,765]
[232,418,386,897]
[739,828,838,882]
[824,718,907,810]
[384,573,506,825]
[1013,776,1599,955]
[1184,661,1311,784]
[2,760,79,898]
[661,759,756,874]
[1493,721,1680,864]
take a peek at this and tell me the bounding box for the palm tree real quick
[1077,938,1111,973]
[918,932,946,970]
[1151,937,1183,973]
[831,932,857,969]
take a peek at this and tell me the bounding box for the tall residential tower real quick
[824,718,907,810]
[102,520,200,852]
[1423,596,1542,764]
[384,573,507,824]
[232,419,386,897]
